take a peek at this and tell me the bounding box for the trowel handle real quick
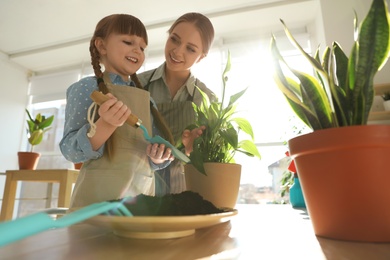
[90,90,142,127]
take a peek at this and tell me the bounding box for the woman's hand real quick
[182,126,206,156]
[147,143,175,164]
[98,93,131,127]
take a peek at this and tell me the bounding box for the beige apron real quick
[70,74,154,208]
[145,71,197,194]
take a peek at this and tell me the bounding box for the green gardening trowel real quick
[90,91,190,163]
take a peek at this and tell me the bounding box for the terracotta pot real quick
[184,163,241,209]
[288,125,390,242]
[17,151,41,170]
[74,163,83,170]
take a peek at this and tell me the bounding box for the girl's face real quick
[164,22,205,73]
[96,33,146,81]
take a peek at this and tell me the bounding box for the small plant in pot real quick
[18,109,54,170]
[184,51,261,209]
[270,0,390,242]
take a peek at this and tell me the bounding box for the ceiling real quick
[0,0,318,75]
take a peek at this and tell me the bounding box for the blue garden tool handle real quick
[0,201,132,247]
[139,125,190,163]
[0,212,54,247]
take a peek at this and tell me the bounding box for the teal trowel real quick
[90,91,190,163]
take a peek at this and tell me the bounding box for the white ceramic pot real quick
[184,163,241,209]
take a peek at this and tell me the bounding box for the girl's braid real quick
[89,37,115,158]
[89,38,108,94]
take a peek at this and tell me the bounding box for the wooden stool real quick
[0,169,79,221]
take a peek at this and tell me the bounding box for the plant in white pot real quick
[18,109,54,170]
[184,51,261,209]
[270,0,390,242]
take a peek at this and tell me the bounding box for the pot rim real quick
[288,125,390,157]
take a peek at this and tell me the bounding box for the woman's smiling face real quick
[164,22,205,73]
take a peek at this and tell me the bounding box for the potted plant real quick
[18,109,54,170]
[382,91,390,111]
[184,51,261,208]
[281,152,306,208]
[271,0,390,242]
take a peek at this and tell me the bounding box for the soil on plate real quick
[109,191,225,216]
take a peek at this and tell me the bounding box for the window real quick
[27,31,312,207]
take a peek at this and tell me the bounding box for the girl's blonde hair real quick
[89,14,174,159]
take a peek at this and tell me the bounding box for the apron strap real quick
[186,79,198,102]
[143,69,157,91]
[145,69,197,103]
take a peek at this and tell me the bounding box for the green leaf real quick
[232,117,255,139]
[25,109,54,147]
[28,130,44,146]
[238,140,261,158]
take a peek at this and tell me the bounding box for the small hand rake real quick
[0,200,132,247]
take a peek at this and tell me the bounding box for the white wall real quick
[315,0,390,84]
[0,53,29,197]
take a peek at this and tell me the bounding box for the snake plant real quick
[271,0,390,130]
[186,51,261,175]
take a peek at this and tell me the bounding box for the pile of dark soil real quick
[110,191,224,216]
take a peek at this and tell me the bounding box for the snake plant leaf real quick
[355,0,390,124]
[280,19,324,73]
[271,36,325,129]
[329,43,350,125]
[332,42,349,94]
[293,70,335,129]
[271,0,390,130]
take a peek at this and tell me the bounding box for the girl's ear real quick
[94,37,107,55]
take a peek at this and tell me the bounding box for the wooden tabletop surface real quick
[0,204,389,260]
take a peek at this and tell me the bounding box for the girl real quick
[139,12,217,195]
[60,14,175,208]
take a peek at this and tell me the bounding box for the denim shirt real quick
[59,73,170,170]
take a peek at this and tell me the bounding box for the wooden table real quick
[0,169,79,221]
[0,204,389,259]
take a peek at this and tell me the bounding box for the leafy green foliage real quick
[187,51,261,175]
[271,0,390,130]
[25,109,54,151]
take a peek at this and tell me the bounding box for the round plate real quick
[85,209,238,239]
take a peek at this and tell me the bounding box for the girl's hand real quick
[98,93,131,127]
[182,126,206,156]
[147,143,175,164]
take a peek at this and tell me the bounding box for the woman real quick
[139,12,217,195]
